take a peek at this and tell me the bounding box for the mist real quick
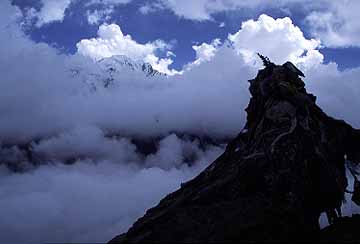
[1,1,360,243]
[0,134,224,243]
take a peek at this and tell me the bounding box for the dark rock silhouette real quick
[110,56,360,243]
[320,214,360,241]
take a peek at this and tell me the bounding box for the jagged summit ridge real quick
[98,55,165,77]
[110,57,360,242]
[70,55,166,90]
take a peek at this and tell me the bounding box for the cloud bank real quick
[2,1,360,243]
[0,133,223,243]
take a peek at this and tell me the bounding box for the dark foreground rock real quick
[320,214,360,242]
[110,57,360,243]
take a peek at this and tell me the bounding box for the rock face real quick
[110,58,360,242]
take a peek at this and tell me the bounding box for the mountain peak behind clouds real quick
[70,55,166,91]
[98,55,166,78]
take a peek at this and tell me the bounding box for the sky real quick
[11,0,360,71]
[1,0,360,243]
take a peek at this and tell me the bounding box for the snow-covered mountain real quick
[70,55,166,90]
[98,55,165,78]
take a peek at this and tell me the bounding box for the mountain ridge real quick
[69,55,166,91]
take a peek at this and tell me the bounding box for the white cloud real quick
[139,2,166,14]
[17,0,360,48]
[32,126,139,163]
[77,24,152,60]
[305,1,360,47]
[22,0,133,27]
[156,0,282,21]
[0,10,352,145]
[156,0,293,21]
[305,63,360,127]
[2,2,360,243]
[0,6,349,147]
[152,0,360,48]
[87,10,101,25]
[189,39,221,66]
[76,23,178,75]
[145,134,184,170]
[159,0,215,21]
[228,14,323,69]
[86,7,114,25]
[88,0,132,4]
[34,0,73,27]
[139,5,152,14]
[0,137,223,243]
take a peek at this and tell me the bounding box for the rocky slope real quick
[110,57,360,242]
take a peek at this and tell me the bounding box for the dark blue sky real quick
[12,0,360,70]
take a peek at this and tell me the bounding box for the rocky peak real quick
[110,56,360,243]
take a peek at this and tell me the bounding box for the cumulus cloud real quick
[76,23,178,75]
[228,14,323,69]
[190,39,222,66]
